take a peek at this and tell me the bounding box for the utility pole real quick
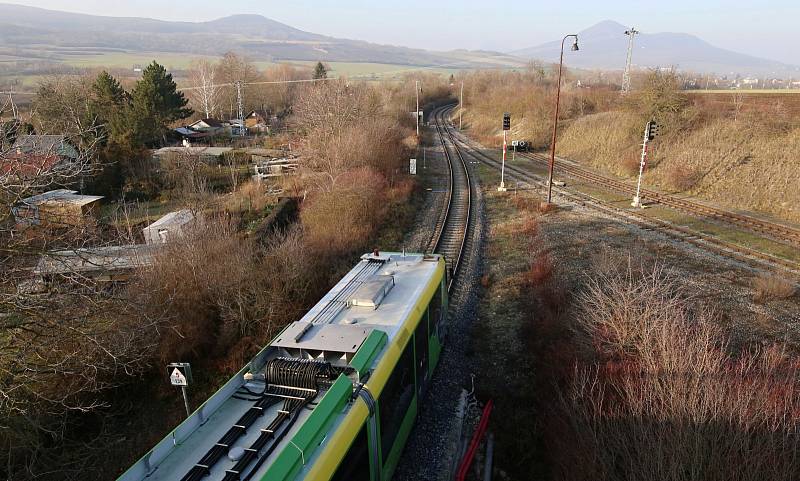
[622,28,639,94]
[236,80,245,137]
[7,86,18,119]
[459,80,464,130]
[415,80,420,137]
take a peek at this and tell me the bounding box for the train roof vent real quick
[349,275,394,309]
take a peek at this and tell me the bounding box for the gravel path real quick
[395,121,487,481]
[402,134,450,253]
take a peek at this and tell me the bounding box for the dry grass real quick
[224,179,275,214]
[752,273,796,303]
[545,265,800,481]
[665,162,703,191]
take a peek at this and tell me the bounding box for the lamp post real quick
[546,34,579,205]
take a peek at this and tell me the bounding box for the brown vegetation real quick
[752,273,796,303]
[544,265,800,481]
[1,60,438,478]
[665,161,703,191]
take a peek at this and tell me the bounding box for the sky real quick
[5,0,799,65]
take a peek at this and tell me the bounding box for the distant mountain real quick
[0,3,523,69]
[512,20,800,76]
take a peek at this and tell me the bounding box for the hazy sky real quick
[6,0,799,64]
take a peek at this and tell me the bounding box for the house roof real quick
[143,209,194,230]
[0,153,63,177]
[189,118,224,128]
[174,127,211,139]
[19,189,104,207]
[247,109,269,119]
[12,135,79,159]
[34,244,157,276]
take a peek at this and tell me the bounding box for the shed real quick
[13,189,104,227]
[34,244,157,283]
[142,209,195,245]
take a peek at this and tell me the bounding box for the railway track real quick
[439,106,800,278]
[429,106,473,291]
[518,150,800,247]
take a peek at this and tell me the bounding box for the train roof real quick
[119,252,444,481]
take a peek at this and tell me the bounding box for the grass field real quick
[58,52,464,78]
[687,89,800,94]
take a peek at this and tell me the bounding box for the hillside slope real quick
[0,3,523,67]
[513,20,799,76]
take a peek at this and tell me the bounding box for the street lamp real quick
[546,34,579,205]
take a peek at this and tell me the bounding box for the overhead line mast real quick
[622,27,639,94]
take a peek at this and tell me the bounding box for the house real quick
[228,119,250,136]
[142,209,195,245]
[188,118,225,136]
[12,135,79,160]
[2,135,80,179]
[12,189,104,227]
[244,110,274,132]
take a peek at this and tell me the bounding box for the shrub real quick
[549,265,800,481]
[301,167,389,257]
[752,273,796,303]
[666,162,703,191]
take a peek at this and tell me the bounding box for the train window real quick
[379,341,414,462]
[415,315,428,393]
[330,424,370,481]
[428,283,443,338]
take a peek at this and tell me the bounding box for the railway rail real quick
[517,151,800,247]
[436,105,800,278]
[429,108,473,291]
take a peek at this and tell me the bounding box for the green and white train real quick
[119,251,447,481]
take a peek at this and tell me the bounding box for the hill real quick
[512,20,800,76]
[0,3,524,70]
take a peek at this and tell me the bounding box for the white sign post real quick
[168,362,192,417]
[409,158,417,175]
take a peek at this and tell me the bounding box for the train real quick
[119,251,448,481]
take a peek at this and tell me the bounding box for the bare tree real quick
[188,59,221,119]
[217,52,259,120]
[0,76,163,480]
[732,90,745,122]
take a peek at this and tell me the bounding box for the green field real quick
[58,52,466,79]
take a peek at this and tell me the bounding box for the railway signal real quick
[646,120,659,140]
[632,119,658,208]
[499,113,510,191]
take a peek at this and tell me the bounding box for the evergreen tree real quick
[90,71,129,144]
[313,61,328,80]
[129,62,192,147]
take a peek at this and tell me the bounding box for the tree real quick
[89,71,129,143]
[188,59,221,119]
[129,62,192,147]
[217,53,258,120]
[313,61,328,80]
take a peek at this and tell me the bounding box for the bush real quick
[548,265,800,481]
[301,167,389,257]
[752,273,796,303]
[666,162,703,191]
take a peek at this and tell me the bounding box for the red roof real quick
[0,153,62,178]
